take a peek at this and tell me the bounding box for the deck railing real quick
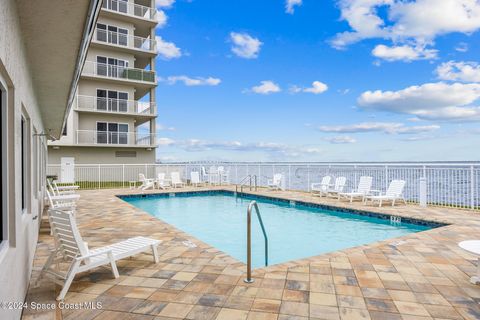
[76,95,155,115]
[82,61,156,83]
[92,28,156,52]
[75,130,156,146]
[102,0,157,21]
[46,162,480,210]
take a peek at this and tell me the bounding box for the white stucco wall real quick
[0,0,47,318]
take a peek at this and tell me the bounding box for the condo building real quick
[48,0,159,165]
[0,1,101,318]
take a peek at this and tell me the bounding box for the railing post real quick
[385,165,389,189]
[419,177,427,207]
[122,164,125,188]
[288,164,291,190]
[471,165,475,210]
[98,164,101,189]
[235,164,238,185]
[307,164,310,192]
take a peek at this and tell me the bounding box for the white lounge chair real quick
[47,180,78,196]
[338,176,373,202]
[138,173,155,190]
[217,166,229,185]
[268,174,283,191]
[46,189,78,209]
[311,176,332,196]
[53,181,80,194]
[36,209,161,300]
[326,177,347,197]
[155,173,171,189]
[171,172,185,188]
[190,171,205,187]
[365,180,406,207]
[201,167,210,183]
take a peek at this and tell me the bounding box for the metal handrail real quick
[235,175,258,193]
[244,201,268,283]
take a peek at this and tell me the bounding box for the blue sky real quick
[150,0,480,162]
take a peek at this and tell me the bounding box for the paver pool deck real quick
[23,186,480,320]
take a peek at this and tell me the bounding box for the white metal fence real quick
[47,162,480,210]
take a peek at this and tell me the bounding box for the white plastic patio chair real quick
[365,180,406,207]
[190,171,205,187]
[326,176,347,197]
[53,181,79,194]
[311,176,332,196]
[47,180,78,196]
[138,173,155,190]
[201,167,210,183]
[155,173,171,189]
[338,176,373,202]
[171,172,185,188]
[36,209,161,300]
[46,189,78,209]
[268,174,283,191]
[217,166,229,185]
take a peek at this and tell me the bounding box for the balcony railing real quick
[93,28,156,52]
[102,0,157,21]
[76,130,156,146]
[76,95,155,115]
[82,61,156,83]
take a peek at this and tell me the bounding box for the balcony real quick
[76,130,156,147]
[76,95,156,120]
[82,61,156,99]
[102,0,157,24]
[92,28,156,54]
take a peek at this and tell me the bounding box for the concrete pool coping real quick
[23,186,480,320]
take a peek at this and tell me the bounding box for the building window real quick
[21,115,26,212]
[96,122,128,145]
[0,89,3,240]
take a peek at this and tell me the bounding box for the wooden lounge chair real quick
[36,209,161,300]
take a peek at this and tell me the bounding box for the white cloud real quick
[286,0,302,14]
[455,42,469,52]
[332,0,480,56]
[155,0,175,8]
[158,138,323,157]
[324,136,357,144]
[230,32,262,59]
[291,81,328,94]
[318,122,440,134]
[358,82,480,121]
[156,10,168,28]
[165,75,221,86]
[156,36,182,60]
[248,81,281,95]
[157,124,176,131]
[436,61,480,83]
[372,44,437,62]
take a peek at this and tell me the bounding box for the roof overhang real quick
[16,0,102,138]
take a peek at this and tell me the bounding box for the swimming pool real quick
[121,191,434,268]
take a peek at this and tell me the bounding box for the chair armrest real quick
[77,248,113,260]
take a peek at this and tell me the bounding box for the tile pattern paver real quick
[22,186,480,320]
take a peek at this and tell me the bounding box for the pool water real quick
[122,192,430,268]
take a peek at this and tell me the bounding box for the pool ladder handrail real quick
[244,200,268,283]
[235,175,258,193]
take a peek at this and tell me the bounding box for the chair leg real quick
[392,199,396,207]
[378,199,382,207]
[108,252,119,278]
[35,250,57,287]
[57,260,81,300]
[151,244,159,263]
